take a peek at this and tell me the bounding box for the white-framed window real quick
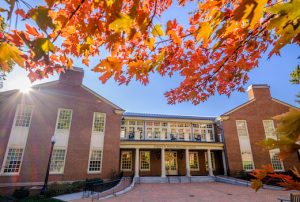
[189,152,199,171]
[236,120,249,136]
[2,147,24,174]
[242,160,254,171]
[50,148,66,174]
[93,113,106,133]
[263,120,276,139]
[15,105,33,127]
[140,151,150,171]
[270,149,284,171]
[205,152,216,171]
[56,109,72,130]
[88,150,102,173]
[121,151,132,171]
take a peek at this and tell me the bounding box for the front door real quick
[165,151,178,175]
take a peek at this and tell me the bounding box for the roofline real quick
[0,89,19,95]
[31,80,59,88]
[222,99,256,116]
[80,85,124,111]
[123,112,216,122]
[271,98,299,110]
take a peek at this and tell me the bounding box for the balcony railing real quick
[120,132,223,143]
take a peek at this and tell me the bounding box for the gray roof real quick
[123,112,216,121]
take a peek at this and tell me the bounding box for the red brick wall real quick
[0,80,122,185]
[222,89,300,175]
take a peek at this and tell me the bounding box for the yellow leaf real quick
[196,22,213,45]
[32,38,56,60]
[233,0,268,29]
[0,42,24,70]
[109,13,134,33]
[152,24,165,37]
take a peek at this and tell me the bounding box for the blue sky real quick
[1,1,299,116]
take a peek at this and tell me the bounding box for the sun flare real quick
[13,75,32,93]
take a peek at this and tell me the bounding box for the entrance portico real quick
[120,141,226,178]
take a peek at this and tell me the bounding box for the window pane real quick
[89,150,102,172]
[57,109,72,130]
[270,149,284,171]
[50,149,66,173]
[189,152,199,170]
[15,106,33,127]
[93,113,105,132]
[140,151,150,171]
[121,151,132,171]
[3,148,24,173]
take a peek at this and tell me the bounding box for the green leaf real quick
[32,38,56,60]
[29,6,55,33]
[152,24,165,37]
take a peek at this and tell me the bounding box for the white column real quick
[161,148,166,177]
[135,148,139,177]
[207,149,214,176]
[222,150,228,175]
[185,148,190,176]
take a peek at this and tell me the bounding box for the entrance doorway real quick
[165,151,178,175]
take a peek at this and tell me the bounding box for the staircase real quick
[138,176,215,184]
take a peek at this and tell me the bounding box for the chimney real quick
[59,67,84,86]
[247,84,271,100]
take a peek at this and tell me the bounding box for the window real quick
[15,105,33,127]
[93,113,105,132]
[208,129,214,141]
[146,128,152,139]
[263,120,276,139]
[270,149,284,171]
[56,109,72,130]
[205,152,216,171]
[189,152,199,171]
[50,149,66,174]
[3,148,24,174]
[140,151,150,171]
[121,151,132,171]
[88,150,102,172]
[243,161,254,170]
[154,128,160,139]
[236,120,249,136]
[241,151,254,171]
[129,121,136,125]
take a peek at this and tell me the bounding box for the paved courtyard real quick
[72,182,291,202]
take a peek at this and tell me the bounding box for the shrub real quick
[44,181,86,197]
[12,187,29,199]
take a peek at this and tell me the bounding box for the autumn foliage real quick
[0,0,299,104]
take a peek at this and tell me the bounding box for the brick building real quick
[0,69,299,191]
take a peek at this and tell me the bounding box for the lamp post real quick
[40,135,56,196]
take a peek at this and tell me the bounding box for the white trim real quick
[120,151,132,171]
[92,112,106,133]
[222,99,256,116]
[269,148,285,172]
[271,98,299,110]
[236,120,255,171]
[49,147,67,175]
[80,85,124,110]
[55,108,73,131]
[1,104,34,175]
[87,149,103,174]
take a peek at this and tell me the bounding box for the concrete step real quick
[168,177,180,183]
[138,177,168,183]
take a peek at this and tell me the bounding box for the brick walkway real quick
[72,182,291,202]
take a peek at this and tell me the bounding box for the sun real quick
[13,75,32,93]
[19,83,32,93]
